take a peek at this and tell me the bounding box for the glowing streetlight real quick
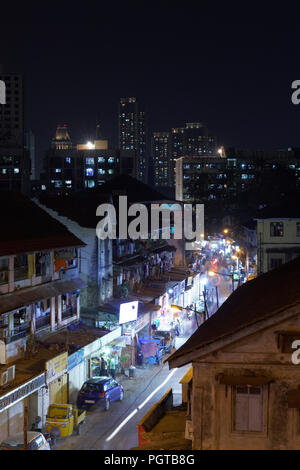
[223,228,229,234]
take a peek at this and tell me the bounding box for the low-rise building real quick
[168,256,300,449]
[256,210,300,274]
[0,192,86,365]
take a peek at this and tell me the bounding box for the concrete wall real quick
[191,308,300,449]
[37,202,113,308]
[257,219,300,274]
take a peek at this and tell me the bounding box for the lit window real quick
[14,168,19,174]
[86,168,94,176]
[85,180,95,188]
[270,222,284,237]
[98,169,105,175]
[55,168,62,173]
[98,157,105,163]
[86,158,94,165]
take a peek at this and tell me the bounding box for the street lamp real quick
[208,269,235,293]
[171,304,206,326]
[223,228,229,234]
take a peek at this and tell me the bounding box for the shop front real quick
[46,352,68,406]
[84,327,122,379]
[0,372,45,442]
[67,348,85,404]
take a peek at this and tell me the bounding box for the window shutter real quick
[235,393,249,431]
[248,393,263,431]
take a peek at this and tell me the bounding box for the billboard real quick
[119,301,139,325]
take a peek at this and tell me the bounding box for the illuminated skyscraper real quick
[118,97,147,183]
[0,70,30,193]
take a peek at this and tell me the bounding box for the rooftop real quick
[0,193,85,257]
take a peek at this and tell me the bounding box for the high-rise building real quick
[44,124,136,194]
[152,123,218,189]
[152,132,171,187]
[0,71,30,193]
[118,97,147,183]
[24,130,36,180]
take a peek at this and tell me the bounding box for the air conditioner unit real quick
[0,371,8,386]
[7,365,15,382]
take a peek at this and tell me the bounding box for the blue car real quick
[77,377,124,411]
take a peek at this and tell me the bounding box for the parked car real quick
[77,377,124,411]
[0,431,51,450]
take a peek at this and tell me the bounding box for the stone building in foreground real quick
[168,256,300,450]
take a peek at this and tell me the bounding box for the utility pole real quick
[202,289,209,319]
[215,286,219,309]
[23,398,28,450]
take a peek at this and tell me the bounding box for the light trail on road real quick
[105,367,178,443]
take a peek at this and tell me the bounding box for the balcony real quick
[62,306,76,320]
[14,266,28,282]
[36,314,51,331]
[0,270,8,285]
[0,324,30,344]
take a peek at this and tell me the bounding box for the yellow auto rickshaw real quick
[45,404,86,438]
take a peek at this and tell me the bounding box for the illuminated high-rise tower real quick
[118,97,147,183]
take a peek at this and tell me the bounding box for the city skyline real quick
[2,1,300,170]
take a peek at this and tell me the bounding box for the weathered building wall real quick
[37,203,113,308]
[192,310,300,449]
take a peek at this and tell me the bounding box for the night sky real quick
[2,0,300,173]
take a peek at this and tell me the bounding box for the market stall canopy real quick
[0,278,87,315]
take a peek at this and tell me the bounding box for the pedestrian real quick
[109,356,116,379]
[100,356,108,376]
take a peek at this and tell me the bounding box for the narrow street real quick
[54,273,233,451]
[55,325,193,450]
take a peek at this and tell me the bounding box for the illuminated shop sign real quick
[119,301,138,324]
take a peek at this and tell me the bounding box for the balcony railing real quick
[36,314,51,331]
[62,306,76,320]
[14,267,28,282]
[5,324,30,343]
[0,270,8,285]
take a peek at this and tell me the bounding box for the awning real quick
[139,303,160,314]
[0,278,87,315]
[110,336,127,348]
[287,389,300,408]
[218,374,272,386]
